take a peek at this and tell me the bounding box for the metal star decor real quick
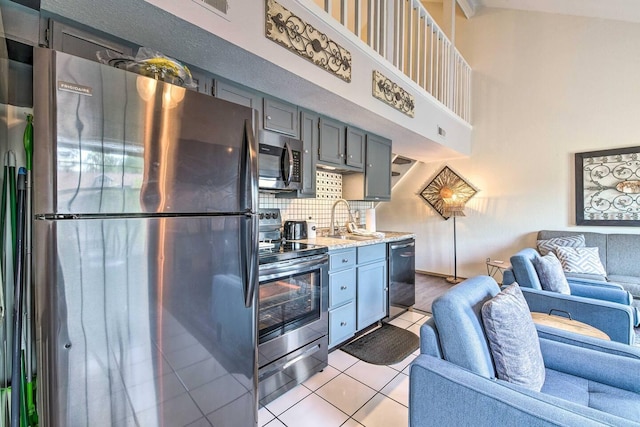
[420,166,478,219]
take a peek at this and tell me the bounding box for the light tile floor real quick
[259,311,431,427]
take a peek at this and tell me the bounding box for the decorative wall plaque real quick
[372,70,415,117]
[575,146,640,226]
[420,166,478,219]
[265,0,352,82]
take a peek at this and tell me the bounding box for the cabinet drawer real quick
[329,248,357,270]
[329,269,356,308]
[357,243,386,264]
[329,302,356,348]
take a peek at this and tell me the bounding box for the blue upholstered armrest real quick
[540,338,640,393]
[567,277,625,290]
[409,355,638,427]
[503,268,516,286]
[569,282,633,305]
[519,287,635,344]
[536,324,640,358]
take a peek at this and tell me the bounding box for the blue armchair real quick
[409,276,640,427]
[503,248,638,344]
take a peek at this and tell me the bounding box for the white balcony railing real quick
[311,0,471,123]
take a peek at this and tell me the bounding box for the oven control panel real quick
[259,208,282,241]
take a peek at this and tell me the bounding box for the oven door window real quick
[259,269,320,344]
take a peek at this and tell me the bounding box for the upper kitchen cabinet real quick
[47,20,134,61]
[190,68,214,96]
[214,79,262,131]
[345,126,365,170]
[263,97,299,138]
[318,118,364,172]
[318,117,345,168]
[343,133,392,201]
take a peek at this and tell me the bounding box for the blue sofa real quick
[503,247,638,344]
[409,276,640,427]
[538,230,640,299]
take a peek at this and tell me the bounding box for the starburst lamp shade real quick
[420,166,478,219]
[420,166,478,284]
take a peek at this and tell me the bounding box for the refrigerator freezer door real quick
[34,216,258,427]
[33,49,256,216]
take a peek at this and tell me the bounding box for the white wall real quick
[377,8,640,277]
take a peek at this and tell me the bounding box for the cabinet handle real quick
[342,258,349,263]
[340,153,345,158]
[305,149,309,154]
[266,115,272,120]
[340,321,347,326]
[340,285,347,290]
[368,163,373,167]
[349,155,353,159]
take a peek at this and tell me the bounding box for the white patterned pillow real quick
[536,235,585,256]
[554,247,607,276]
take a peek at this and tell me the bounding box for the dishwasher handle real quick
[390,241,415,250]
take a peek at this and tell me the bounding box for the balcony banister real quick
[306,0,471,124]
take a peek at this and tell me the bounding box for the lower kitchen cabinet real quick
[328,248,357,348]
[356,244,387,330]
[328,244,388,348]
[329,302,356,348]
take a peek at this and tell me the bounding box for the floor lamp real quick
[443,196,466,285]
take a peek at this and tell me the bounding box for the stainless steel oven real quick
[257,210,329,405]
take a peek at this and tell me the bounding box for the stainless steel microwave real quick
[258,131,303,191]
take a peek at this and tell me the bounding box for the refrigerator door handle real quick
[241,213,259,308]
[242,119,259,213]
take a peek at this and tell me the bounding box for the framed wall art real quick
[575,146,640,226]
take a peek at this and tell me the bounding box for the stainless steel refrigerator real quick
[32,48,259,427]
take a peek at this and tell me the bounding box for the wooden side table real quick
[486,259,511,284]
[531,312,610,340]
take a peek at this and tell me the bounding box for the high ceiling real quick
[470,0,640,24]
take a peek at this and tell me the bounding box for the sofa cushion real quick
[542,369,640,422]
[481,284,546,391]
[532,252,571,294]
[537,234,585,256]
[555,247,607,276]
[538,231,608,270]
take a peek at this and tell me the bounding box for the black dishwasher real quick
[387,238,416,319]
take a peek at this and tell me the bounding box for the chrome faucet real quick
[330,199,356,236]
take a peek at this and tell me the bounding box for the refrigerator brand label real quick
[58,81,93,96]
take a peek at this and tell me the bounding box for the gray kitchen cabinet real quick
[356,244,387,331]
[343,133,392,201]
[318,117,346,168]
[264,97,299,137]
[47,20,134,62]
[345,126,365,170]
[328,248,357,348]
[276,110,318,199]
[190,69,214,95]
[318,118,364,172]
[214,79,262,132]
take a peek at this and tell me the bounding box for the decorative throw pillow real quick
[536,235,585,256]
[531,252,571,295]
[554,246,607,276]
[481,284,546,392]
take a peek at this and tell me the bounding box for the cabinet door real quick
[345,127,365,170]
[329,302,356,348]
[318,117,345,167]
[264,98,299,137]
[365,134,392,201]
[215,80,261,110]
[190,70,213,96]
[356,260,387,330]
[299,111,318,197]
[48,20,134,61]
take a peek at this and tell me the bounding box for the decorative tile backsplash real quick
[259,171,373,229]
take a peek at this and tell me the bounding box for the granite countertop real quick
[293,231,416,250]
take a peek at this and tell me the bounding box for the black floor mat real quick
[340,323,419,365]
